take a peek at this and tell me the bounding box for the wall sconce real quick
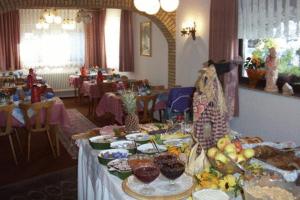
[181,22,196,40]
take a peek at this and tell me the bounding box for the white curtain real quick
[238,0,300,39]
[105,9,121,70]
[19,9,85,73]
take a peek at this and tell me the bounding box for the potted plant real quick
[121,91,140,132]
[244,56,266,88]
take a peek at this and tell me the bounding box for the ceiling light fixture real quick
[134,0,180,15]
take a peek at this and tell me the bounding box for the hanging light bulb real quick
[160,0,180,12]
[44,9,54,24]
[134,0,146,12]
[36,23,42,29]
[145,0,160,15]
[54,16,62,24]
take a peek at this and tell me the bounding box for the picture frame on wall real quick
[140,21,152,57]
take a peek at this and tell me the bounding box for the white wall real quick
[176,0,211,87]
[230,88,300,144]
[130,13,168,88]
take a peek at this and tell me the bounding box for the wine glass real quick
[132,163,160,195]
[159,159,185,191]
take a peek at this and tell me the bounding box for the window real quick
[105,9,121,70]
[19,9,85,73]
[238,0,300,95]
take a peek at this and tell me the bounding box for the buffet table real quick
[77,139,136,200]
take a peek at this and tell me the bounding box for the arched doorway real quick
[0,0,176,87]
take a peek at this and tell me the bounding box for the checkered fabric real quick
[194,102,228,152]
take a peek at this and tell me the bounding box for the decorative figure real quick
[264,47,279,92]
[97,70,104,84]
[193,64,229,152]
[80,66,88,77]
[282,82,294,96]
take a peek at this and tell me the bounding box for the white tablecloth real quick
[77,139,136,200]
[77,139,243,200]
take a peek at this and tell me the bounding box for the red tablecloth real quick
[96,92,168,124]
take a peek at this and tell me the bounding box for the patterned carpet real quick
[58,109,97,158]
[0,167,77,200]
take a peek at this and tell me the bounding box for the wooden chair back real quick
[136,94,157,123]
[0,104,14,136]
[19,101,54,132]
[150,85,165,90]
[0,87,17,96]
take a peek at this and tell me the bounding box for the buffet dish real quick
[89,135,117,150]
[98,149,129,165]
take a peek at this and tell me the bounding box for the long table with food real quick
[75,123,300,200]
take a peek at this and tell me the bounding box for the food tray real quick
[122,173,195,200]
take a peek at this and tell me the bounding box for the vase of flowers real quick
[244,56,266,88]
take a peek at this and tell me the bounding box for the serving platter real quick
[122,173,195,200]
[125,133,150,144]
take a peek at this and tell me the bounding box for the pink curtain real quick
[119,10,134,72]
[85,9,106,68]
[0,10,20,71]
[209,0,239,118]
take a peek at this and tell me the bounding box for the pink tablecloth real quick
[69,75,80,88]
[0,97,71,129]
[96,92,168,124]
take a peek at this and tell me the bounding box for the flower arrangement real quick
[244,56,265,70]
[195,167,242,197]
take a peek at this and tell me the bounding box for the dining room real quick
[0,0,300,200]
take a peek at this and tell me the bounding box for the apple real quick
[217,137,231,151]
[207,147,219,158]
[215,152,228,164]
[227,152,238,161]
[243,148,255,159]
[237,154,246,163]
[233,140,243,153]
[224,143,237,155]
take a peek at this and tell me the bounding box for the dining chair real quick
[166,87,195,120]
[136,94,157,123]
[19,101,56,161]
[90,82,117,119]
[0,104,22,165]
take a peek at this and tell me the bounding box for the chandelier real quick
[134,0,180,15]
[75,9,92,24]
[42,9,62,24]
[62,18,76,30]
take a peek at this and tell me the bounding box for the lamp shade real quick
[145,0,160,15]
[160,0,180,12]
[134,0,145,12]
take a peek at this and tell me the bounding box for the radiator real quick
[39,73,73,92]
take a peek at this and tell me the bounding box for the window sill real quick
[239,79,300,100]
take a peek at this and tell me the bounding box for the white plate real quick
[137,143,167,154]
[125,133,150,142]
[89,135,117,144]
[192,189,229,200]
[110,140,136,150]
